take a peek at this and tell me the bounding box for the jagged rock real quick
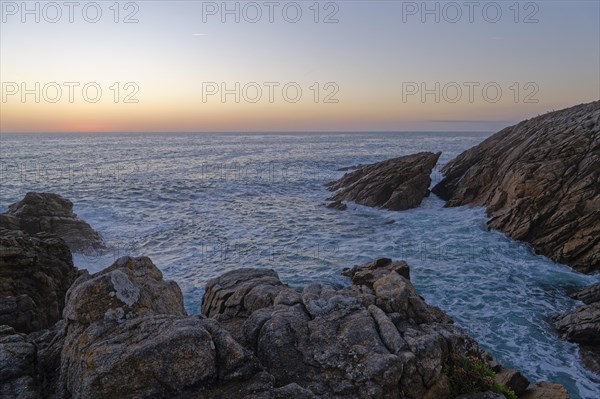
[4,192,105,252]
[520,381,569,399]
[572,282,600,305]
[432,101,600,273]
[63,256,185,325]
[552,303,600,345]
[326,200,347,211]
[327,152,441,211]
[205,258,484,398]
[494,368,530,396]
[0,228,78,333]
[202,268,290,342]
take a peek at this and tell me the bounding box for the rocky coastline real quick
[0,195,566,398]
[3,101,599,398]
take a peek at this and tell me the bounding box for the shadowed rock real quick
[553,281,600,375]
[4,192,105,253]
[0,228,78,333]
[327,152,441,211]
[432,101,600,273]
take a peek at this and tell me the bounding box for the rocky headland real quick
[432,101,599,274]
[327,152,441,211]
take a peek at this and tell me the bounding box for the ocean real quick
[1,132,598,398]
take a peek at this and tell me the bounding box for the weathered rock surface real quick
[4,192,105,252]
[553,281,600,375]
[204,258,483,398]
[0,228,78,333]
[327,152,441,211]
[432,101,600,273]
[57,256,282,399]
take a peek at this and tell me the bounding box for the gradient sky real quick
[1,0,599,132]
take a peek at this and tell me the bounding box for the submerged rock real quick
[327,152,441,211]
[326,200,347,211]
[4,192,105,253]
[0,228,78,333]
[432,101,600,273]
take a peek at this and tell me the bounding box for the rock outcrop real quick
[0,228,78,333]
[327,152,441,211]
[4,192,105,252]
[203,258,486,398]
[553,282,600,375]
[432,101,600,273]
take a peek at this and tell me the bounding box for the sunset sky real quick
[1,1,599,133]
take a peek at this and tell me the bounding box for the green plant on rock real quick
[444,353,517,399]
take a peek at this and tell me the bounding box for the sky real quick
[1,0,599,133]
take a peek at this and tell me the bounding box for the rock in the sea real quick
[326,200,347,210]
[204,258,484,398]
[553,303,600,345]
[572,282,600,305]
[432,101,599,273]
[0,228,78,333]
[327,152,441,211]
[4,192,105,252]
[553,282,600,376]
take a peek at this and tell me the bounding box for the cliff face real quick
[432,101,600,273]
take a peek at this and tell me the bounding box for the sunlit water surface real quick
[1,132,598,398]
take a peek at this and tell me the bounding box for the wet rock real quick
[520,381,569,399]
[206,258,484,398]
[326,200,347,211]
[0,228,78,333]
[572,282,600,305]
[432,101,600,273]
[579,345,600,376]
[327,152,441,211]
[552,303,600,345]
[4,192,105,252]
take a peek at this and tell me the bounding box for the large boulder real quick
[203,258,483,398]
[4,192,105,253]
[327,152,441,211]
[432,101,600,273]
[0,228,78,333]
[57,256,279,398]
